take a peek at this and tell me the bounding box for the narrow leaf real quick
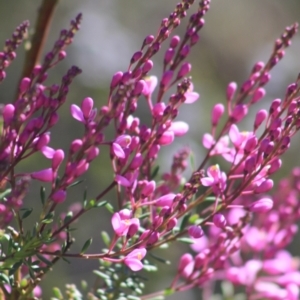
[80,238,93,254]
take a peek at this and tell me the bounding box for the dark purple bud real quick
[211,103,224,126]
[127,223,139,239]
[230,104,248,123]
[248,198,273,213]
[49,112,59,127]
[130,51,143,64]
[244,136,257,153]
[260,72,271,85]
[177,62,191,79]
[254,179,274,193]
[226,82,237,101]
[51,190,67,203]
[244,156,256,173]
[254,109,267,130]
[147,231,159,245]
[58,50,67,60]
[133,80,146,96]
[19,77,31,93]
[2,104,15,125]
[213,213,227,228]
[180,44,190,57]
[70,139,83,153]
[270,118,282,130]
[142,60,153,73]
[188,225,204,238]
[121,71,132,84]
[143,35,154,46]
[130,153,143,169]
[52,149,65,171]
[164,48,175,64]
[190,33,199,45]
[286,83,297,96]
[251,87,266,103]
[110,71,123,89]
[268,159,282,174]
[270,98,281,114]
[161,70,173,87]
[252,61,265,73]
[166,218,177,231]
[241,79,254,93]
[170,35,180,48]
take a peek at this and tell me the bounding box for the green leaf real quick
[41,212,54,224]
[40,186,46,205]
[142,264,157,272]
[96,200,108,207]
[67,180,83,189]
[164,288,174,296]
[63,211,73,225]
[36,254,52,266]
[0,188,11,201]
[101,231,110,247]
[9,261,23,275]
[179,213,191,232]
[80,238,93,254]
[83,199,96,210]
[93,270,110,280]
[21,208,33,219]
[0,273,10,284]
[150,165,160,180]
[177,237,195,244]
[189,151,195,171]
[52,287,63,300]
[105,203,114,214]
[148,253,170,264]
[147,296,165,300]
[127,296,141,300]
[188,213,201,224]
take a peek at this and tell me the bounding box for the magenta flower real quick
[70,97,97,124]
[111,209,140,237]
[124,248,147,271]
[201,164,227,194]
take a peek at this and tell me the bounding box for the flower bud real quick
[248,198,273,213]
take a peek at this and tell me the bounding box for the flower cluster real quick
[0,0,300,299]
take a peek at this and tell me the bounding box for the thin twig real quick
[20,0,59,80]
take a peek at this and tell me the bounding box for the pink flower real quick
[201,164,227,194]
[184,83,199,104]
[124,248,147,271]
[111,209,140,236]
[70,97,96,124]
[202,134,230,156]
[143,76,157,96]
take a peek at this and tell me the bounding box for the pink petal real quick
[202,133,215,149]
[40,146,55,159]
[184,91,199,104]
[200,177,214,186]
[112,143,125,159]
[124,258,144,271]
[115,174,131,187]
[169,121,189,136]
[70,104,84,122]
[31,168,53,182]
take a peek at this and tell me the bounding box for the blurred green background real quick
[1,0,300,299]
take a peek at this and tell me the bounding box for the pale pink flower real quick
[124,248,147,271]
[111,209,140,237]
